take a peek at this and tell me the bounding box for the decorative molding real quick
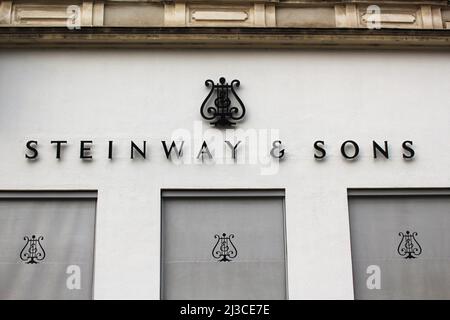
[165,3,276,27]
[335,4,359,28]
[82,1,104,26]
[0,1,448,29]
[266,4,276,26]
[431,6,444,28]
[2,1,104,26]
[192,10,249,21]
[188,6,253,26]
[358,6,422,29]
[12,5,71,26]
[164,2,185,27]
[81,1,93,26]
[0,0,449,47]
[421,5,435,28]
[0,1,12,25]
[0,27,449,49]
[418,5,443,28]
[361,13,416,24]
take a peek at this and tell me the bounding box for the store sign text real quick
[24,140,415,161]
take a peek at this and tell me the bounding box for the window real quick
[161,189,287,300]
[0,191,97,299]
[348,189,450,299]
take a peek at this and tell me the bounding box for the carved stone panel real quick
[4,1,103,27]
[165,2,276,27]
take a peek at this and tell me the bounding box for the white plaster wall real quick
[0,49,449,299]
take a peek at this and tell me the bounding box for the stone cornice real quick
[0,27,449,49]
[0,0,449,48]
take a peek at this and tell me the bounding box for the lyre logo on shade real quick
[397,230,422,259]
[20,235,46,264]
[212,233,238,262]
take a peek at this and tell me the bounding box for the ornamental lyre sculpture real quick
[212,233,238,262]
[20,235,46,264]
[397,230,422,259]
[200,77,246,127]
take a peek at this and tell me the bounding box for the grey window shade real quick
[348,191,450,299]
[0,196,96,300]
[161,191,287,300]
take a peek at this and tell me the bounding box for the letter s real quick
[314,140,326,159]
[25,140,38,159]
[402,140,415,159]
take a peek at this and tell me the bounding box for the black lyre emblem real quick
[20,235,46,264]
[212,233,238,262]
[200,77,246,127]
[397,230,422,259]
